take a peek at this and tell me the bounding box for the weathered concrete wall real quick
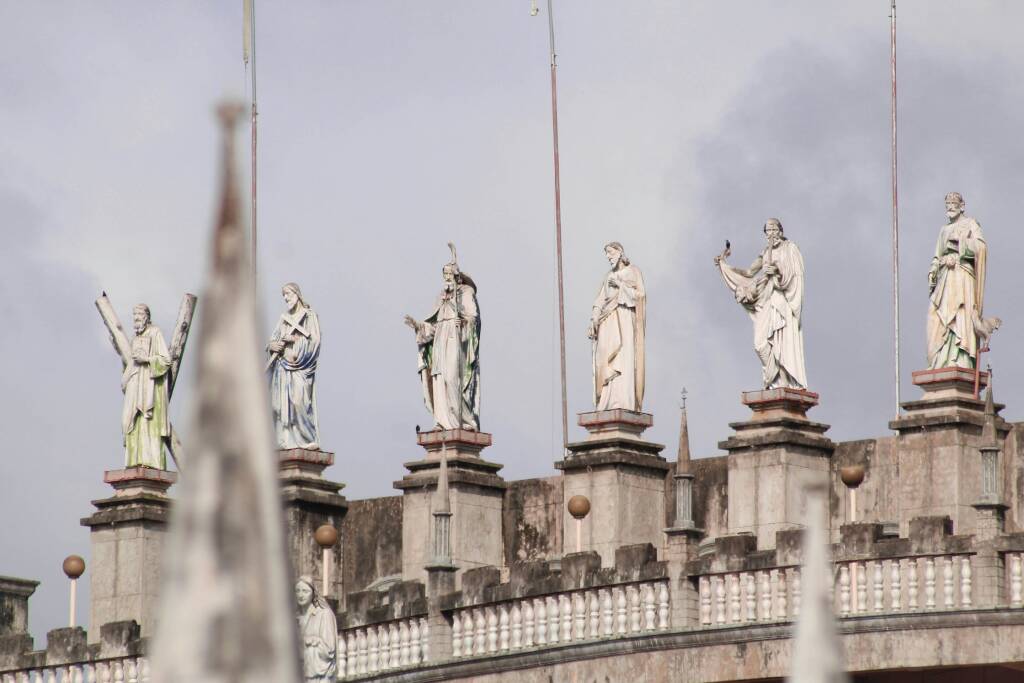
[342,496,403,597]
[829,436,897,542]
[690,456,728,538]
[502,476,562,563]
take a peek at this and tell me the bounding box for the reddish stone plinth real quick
[741,387,819,421]
[103,467,177,498]
[416,428,493,460]
[577,409,653,441]
[279,447,335,479]
[912,366,988,399]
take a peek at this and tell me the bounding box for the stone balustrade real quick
[339,616,429,679]
[1,657,147,683]
[449,579,670,659]
[698,567,802,626]
[836,554,974,615]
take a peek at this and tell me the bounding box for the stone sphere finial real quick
[314,524,339,549]
[839,465,866,489]
[567,495,591,520]
[62,555,86,579]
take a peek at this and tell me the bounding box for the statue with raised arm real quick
[267,283,321,450]
[927,192,997,369]
[295,576,338,683]
[404,245,481,431]
[588,242,646,411]
[715,218,807,390]
[122,304,172,468]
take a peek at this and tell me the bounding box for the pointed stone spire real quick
[429,442,454,566]
[151,102,301,683]
[676,388,691,469]
[981,368,997,446]
[787,483,848,683]
[433,443,452,516]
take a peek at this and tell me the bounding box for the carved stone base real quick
[102,467,176,499]
[741,387,819,421]
[416,429,493,460]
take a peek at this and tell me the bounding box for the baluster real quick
[657,582,670,629]
[890,560,902,611]
[601,588,614,636]
[856,562,867,613]
[523,600,535,647]
[383,624,395,670]
[84,664,97,683]
[393,623,403,669]
[943,556,955,608]
[545,596,559,644]
[728,574,741,623]
[961,556,972,607]
[699,576,712,625]
[139,659,150,683]
[573,592,587,640]
[908,559,919,609]
[347,631,357,675]
[112,661,125,683]
[452,614,463,657]
[628,585,642,632]
[535,598,547,645]
[560,594,572,642]
[872,561,884,611]
[775,570,787,620]
[1011,554,1024,607]
[356,628,367,674]
[588,591,600,638]
[642,584,656,630]
[499,605,510,651]
[715,576,727,624]
[925,557,937,609]
[743,573,756,622]
[334,634,346,678]
[366,625,379,672]
[130,658,141,683]
[409,619,421,665]
[759,572,771,621]
[791,569,802,617]
[511,603,523,649]
[839,564,851,615]
[72,665,83,683]
[44,669,57,683]
[615,586,628,635]
[420,618,429,662]
[487,608,499,653]
[374,625,386,672]
[399,620,410,666]
[462,611,474,656]
[474,609,487,655]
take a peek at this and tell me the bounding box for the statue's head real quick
[442,263,458,285]
[295,575,316,609]
[604,242,629,269]
[763,218,784,247]
[945,192,965,220]
[132,304,151,334]
[282,282,304,310]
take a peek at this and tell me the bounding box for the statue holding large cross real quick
[95,292,196,470]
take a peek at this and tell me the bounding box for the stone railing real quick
[1,656,148,683]
[698,566,802,626]
[339,615,429,679]
[836,554,974,615]
[449,579,670,658]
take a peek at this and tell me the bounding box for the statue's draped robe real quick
[591,263,646,411]
[297,602,337,682]
[269,306,321,449]
[718,240,807,389]
[416,283,481,430]
[121,324,171,469]
[927,217,986,369]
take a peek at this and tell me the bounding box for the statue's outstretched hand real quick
[713,255,722,267]
[403,315,420,332]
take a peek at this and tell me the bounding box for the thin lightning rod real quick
[891,0,901,417]
[249,0,258,287]
[545,0,569,455]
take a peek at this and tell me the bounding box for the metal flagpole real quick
[243,0,258,286]
[890,0,901,417]
[536,0,569,456]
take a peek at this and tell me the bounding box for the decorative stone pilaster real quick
[891,368,1009,537]
[720,388,834,550]
[278,448,348,603]
[80,467,176,642]
[556,410,670,565]
[395,430,505,586]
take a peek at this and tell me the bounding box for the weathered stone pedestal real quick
[80,467,176,642]
[889,368,1008,536]
[278,448,348,602]
[720,388,834,550]
[395,430,504,585]
[556,410,669,565]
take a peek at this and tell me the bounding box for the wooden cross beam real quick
[95,292,197,471]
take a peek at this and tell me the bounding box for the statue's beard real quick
[947,210,961,220]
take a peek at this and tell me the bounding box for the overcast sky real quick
[3,1,1023,642]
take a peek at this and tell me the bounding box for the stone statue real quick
[715,218,807,390]
[295,576,338,683]
[121,304,172,469]
[404,245,481,431]
[267,283,321,450]
[588,242,646,411]
[927,192,997,369]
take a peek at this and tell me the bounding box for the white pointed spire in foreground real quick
[151,102,301,683]
[787,483,849,683]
